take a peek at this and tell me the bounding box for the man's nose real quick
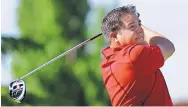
[136,26,143,34]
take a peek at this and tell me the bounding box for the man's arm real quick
[141,25,175,61]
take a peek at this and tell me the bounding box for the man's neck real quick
[110,43,119,48]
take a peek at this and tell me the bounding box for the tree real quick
[1,0,110,106]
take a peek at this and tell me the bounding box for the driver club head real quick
[8,79,26,103]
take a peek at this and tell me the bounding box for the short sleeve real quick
[129,44,164,72]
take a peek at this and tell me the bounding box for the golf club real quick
[8,33,102,103]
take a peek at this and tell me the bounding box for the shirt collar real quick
[101,44,128,59]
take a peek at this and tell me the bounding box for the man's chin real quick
[136,39,148,45]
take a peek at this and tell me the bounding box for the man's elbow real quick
[149,36,175,59]
[158,42,175,61]
[163,38,175,58]
[165,43,175,60]
[169,43,175,57]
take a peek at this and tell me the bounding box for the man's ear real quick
[109,32,117,39]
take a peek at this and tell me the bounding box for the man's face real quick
[116,13,144,45]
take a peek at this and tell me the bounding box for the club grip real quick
[89,33,102,41]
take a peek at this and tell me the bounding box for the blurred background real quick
[1,0,188,106]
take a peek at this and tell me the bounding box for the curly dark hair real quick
[101,5,140,43]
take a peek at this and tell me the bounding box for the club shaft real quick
[19,33,102,80]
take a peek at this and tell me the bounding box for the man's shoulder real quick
[121,44,146,52]
[122,44,146,57]
[123,44,152,63]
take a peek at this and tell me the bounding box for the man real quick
[100,5,175,106]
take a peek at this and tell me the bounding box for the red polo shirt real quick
[101,44,173,106]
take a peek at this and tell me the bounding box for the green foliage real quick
[1,35,43,54]
[1,0,110,106]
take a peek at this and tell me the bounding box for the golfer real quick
[100,5,175,106]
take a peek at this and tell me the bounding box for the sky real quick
[1,0,20,36]
[1,0,19,85]
[1,0,188,102]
